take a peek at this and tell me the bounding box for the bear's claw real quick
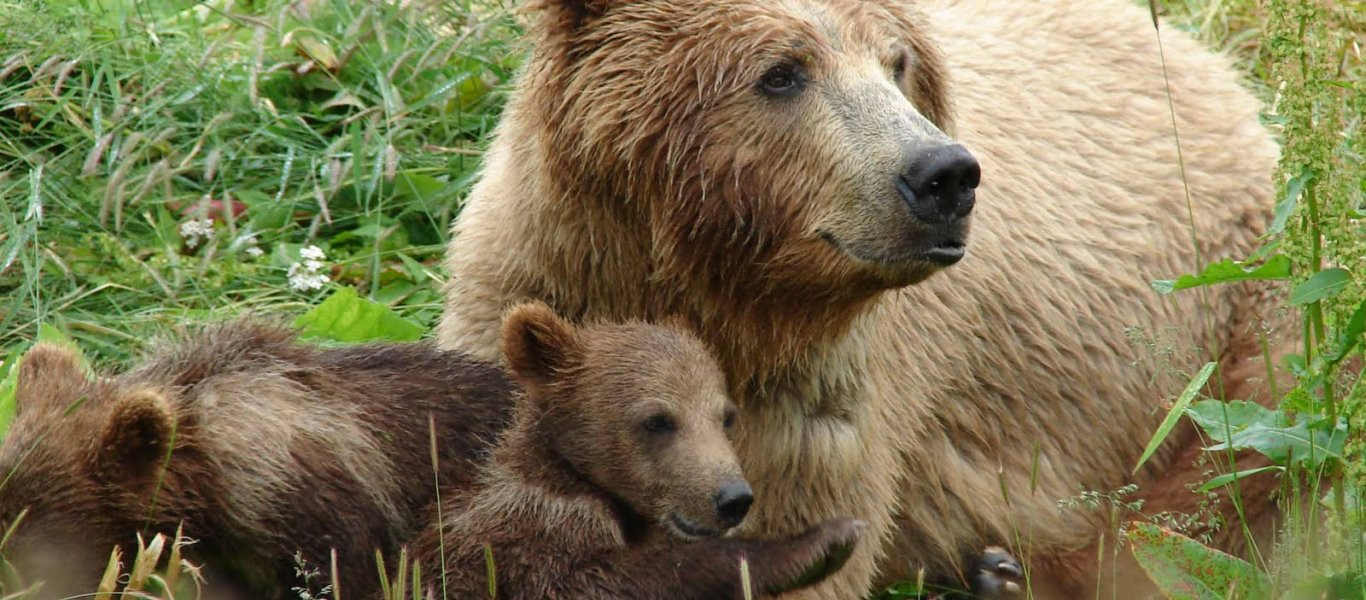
[968,546,1023,598]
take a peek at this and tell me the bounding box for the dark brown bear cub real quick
[0,323,513,600]
[411,302,864,599]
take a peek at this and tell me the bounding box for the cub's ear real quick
[95,388,175,489]
[502,301,581,391]
[15,343,90,415]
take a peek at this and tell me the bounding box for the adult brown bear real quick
[437,0,1279,597]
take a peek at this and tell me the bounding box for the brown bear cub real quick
[0,323,514,600]
[410,302,864,599]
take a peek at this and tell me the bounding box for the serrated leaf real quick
[1185,400,1289,443]
[1134,362,1216,475]
[1127,522,1270,600]
[1151,256,1292,294]
[1269,171,1313,236]
[1196,465,1283,493]
[1289,268,1351,305]
[294,286,425,343]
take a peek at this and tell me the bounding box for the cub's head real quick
[502,302,750,539]
[0,344,177,598]
[526,0,978,294]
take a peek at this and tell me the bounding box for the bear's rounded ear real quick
[15,343,90,415]
[502,301,581,392]
[94,388,175,489]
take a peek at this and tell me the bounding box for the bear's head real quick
[525,0,978,296]
[502,302,751,539]
[0,344,178,597]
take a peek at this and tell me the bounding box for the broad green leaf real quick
[1207,417,1346,468]
[1127,522,1270,600]
[1289,268,1351,306]
[1268,171,1313,236]
[1134,362,1216,475]
[1185,400,1289,443]
[1151,256,1291,294]
[1196,465,1283,493]
[294,286,425,343]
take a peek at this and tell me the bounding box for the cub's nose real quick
[714,480,754,529]
[898,144,981,222]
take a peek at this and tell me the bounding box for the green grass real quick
[0,0,520,367]
[1,0,1362,598]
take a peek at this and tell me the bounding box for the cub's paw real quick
[758,518,865,596]
[968,546,1023,598]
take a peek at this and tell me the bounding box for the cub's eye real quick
[758,63,803,97]
[723,409,737,430]
[642,414,678,434]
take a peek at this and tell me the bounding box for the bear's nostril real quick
[715,480,754,529]
[899,144,981,222]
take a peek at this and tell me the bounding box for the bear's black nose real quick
[715,480,754,529]
[898,144,981,222]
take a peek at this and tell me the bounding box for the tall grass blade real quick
[1134,362,1216,475]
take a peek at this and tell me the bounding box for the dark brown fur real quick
[411,303,863,599]
[0,322,513,599]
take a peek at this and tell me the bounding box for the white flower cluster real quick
[287,245,330,292]
[179,218,214,249]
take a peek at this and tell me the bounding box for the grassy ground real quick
[0,0,1362,598]
[0,0,521,366]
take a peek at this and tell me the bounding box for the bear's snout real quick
[714,479,754,529]
[898,143,980,225]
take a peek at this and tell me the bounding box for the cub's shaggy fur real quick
[437,0,1280,597]
[0,323,512,599]
[412,303,864,599]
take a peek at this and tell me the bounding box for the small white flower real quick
[286,244,330,291]
[245,246,264,258]
[287,266,329,292]
[179,218,214,249]
[299,245,326,261]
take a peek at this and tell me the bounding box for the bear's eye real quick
[758,63,803,98]
[723,409,737,430]
[642,414,678,434]
[891,50,909,81]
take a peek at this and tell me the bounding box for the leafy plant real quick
[294,285,425,343]
[1133,0,1364,595]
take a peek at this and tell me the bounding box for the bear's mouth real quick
[666,512,721,540]
[920,239,965,266]
[818,230,967,268]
